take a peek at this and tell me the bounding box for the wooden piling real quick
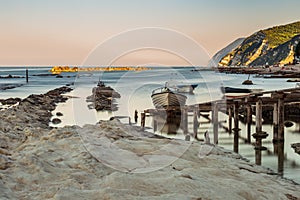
[141,112,145,130]
[153,118,157,132]
[273,103,278,143]
[278,97,284,142]
[246,104,252,143]
[252,98,268,151]
[213,103,218,144]
[233,101,239,153]
[182,107,188,135]
[277,141,284,176]
[193,106,198,137]
[255,98,263,134]
[228,105,232,134]
[134,110,138,123]
[26,68,29,83]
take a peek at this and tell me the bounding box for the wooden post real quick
[26,68,29,83]
[255,149,262,165]
[213,103,218,144]
[255,98,263,134]
[193,106,198,138]
[246,104,252,143]
[228,105,232,134]
[254,98,263,151]
[182,107,188,135]
[134,110,138,123]
[278,97,284,142]
[273,103,278,142]
[233,101,239,153]
[141,112,145,130]
[277,141,284,176]
[253,98,268,152]
[153,117,157,132]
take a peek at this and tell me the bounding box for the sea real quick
[1,66,300,183]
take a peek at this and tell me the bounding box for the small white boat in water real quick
[151,87,187,109]
[165,81,198,94]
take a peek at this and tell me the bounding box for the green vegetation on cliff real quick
[263,21,300,48]
[218,21,300,66]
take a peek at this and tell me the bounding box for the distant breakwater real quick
[50,66,150,74]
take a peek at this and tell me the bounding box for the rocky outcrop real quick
[0,86,72,150]
[0,118,300,199]
[1,87,300,199]
[0,83,23,90]
[217,21,300,66]
[291,143,300,155]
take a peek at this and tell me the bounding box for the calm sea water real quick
[1,66,299,183]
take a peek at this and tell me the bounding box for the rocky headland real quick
[0,87,300,200]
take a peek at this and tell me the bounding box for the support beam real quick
[182,107,188,135]
[278,97,285,142]
[141,112,145,130]
[246,104,252,143]
[228,106,232,134]
[193,106,198,138]
[213,103,219,144]
[273,103,278,143]
[233,101,239,153]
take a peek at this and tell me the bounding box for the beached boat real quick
[166,81,198,93]
[151,87,187,109]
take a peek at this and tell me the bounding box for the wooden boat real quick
[151,87,187,109]
[221,86,252,94]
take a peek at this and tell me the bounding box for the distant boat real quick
[151,87,187,109]
[242,74,253,85]
[221,86,252,94]
[166,81,198,94]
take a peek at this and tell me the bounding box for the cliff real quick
[217,21,300,66]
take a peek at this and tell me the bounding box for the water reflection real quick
[153,109,182,135]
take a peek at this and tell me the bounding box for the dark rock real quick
[56,112,63,117]
[291,143,300,155]
[0,98,21,105]
[284,121,294,128]
[52,118,62,125]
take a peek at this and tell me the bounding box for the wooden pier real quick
[140,87,300,165]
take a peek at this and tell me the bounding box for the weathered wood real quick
[278,97,285,141]
[255,98,263,134]
[273,103,278,142]
[134,110,138,123]
[233,101,239,153]
[153,118,157,132]
[141,112,145,130]
[228,106,232,134]
[193,106,198,137]
[246,104,252,143]
[182,107,188,135]
[213,103,219,144]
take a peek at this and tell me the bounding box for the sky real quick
[1,0,300,66]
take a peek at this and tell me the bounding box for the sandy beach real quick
[1,87,300,200]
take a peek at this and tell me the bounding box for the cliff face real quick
[217,21,300,66]
[208,38,245,66]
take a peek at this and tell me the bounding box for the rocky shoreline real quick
[1,87,300,199]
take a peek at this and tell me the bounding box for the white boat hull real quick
[151,91,187,109]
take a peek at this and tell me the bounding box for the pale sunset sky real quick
[1,0,300,66]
